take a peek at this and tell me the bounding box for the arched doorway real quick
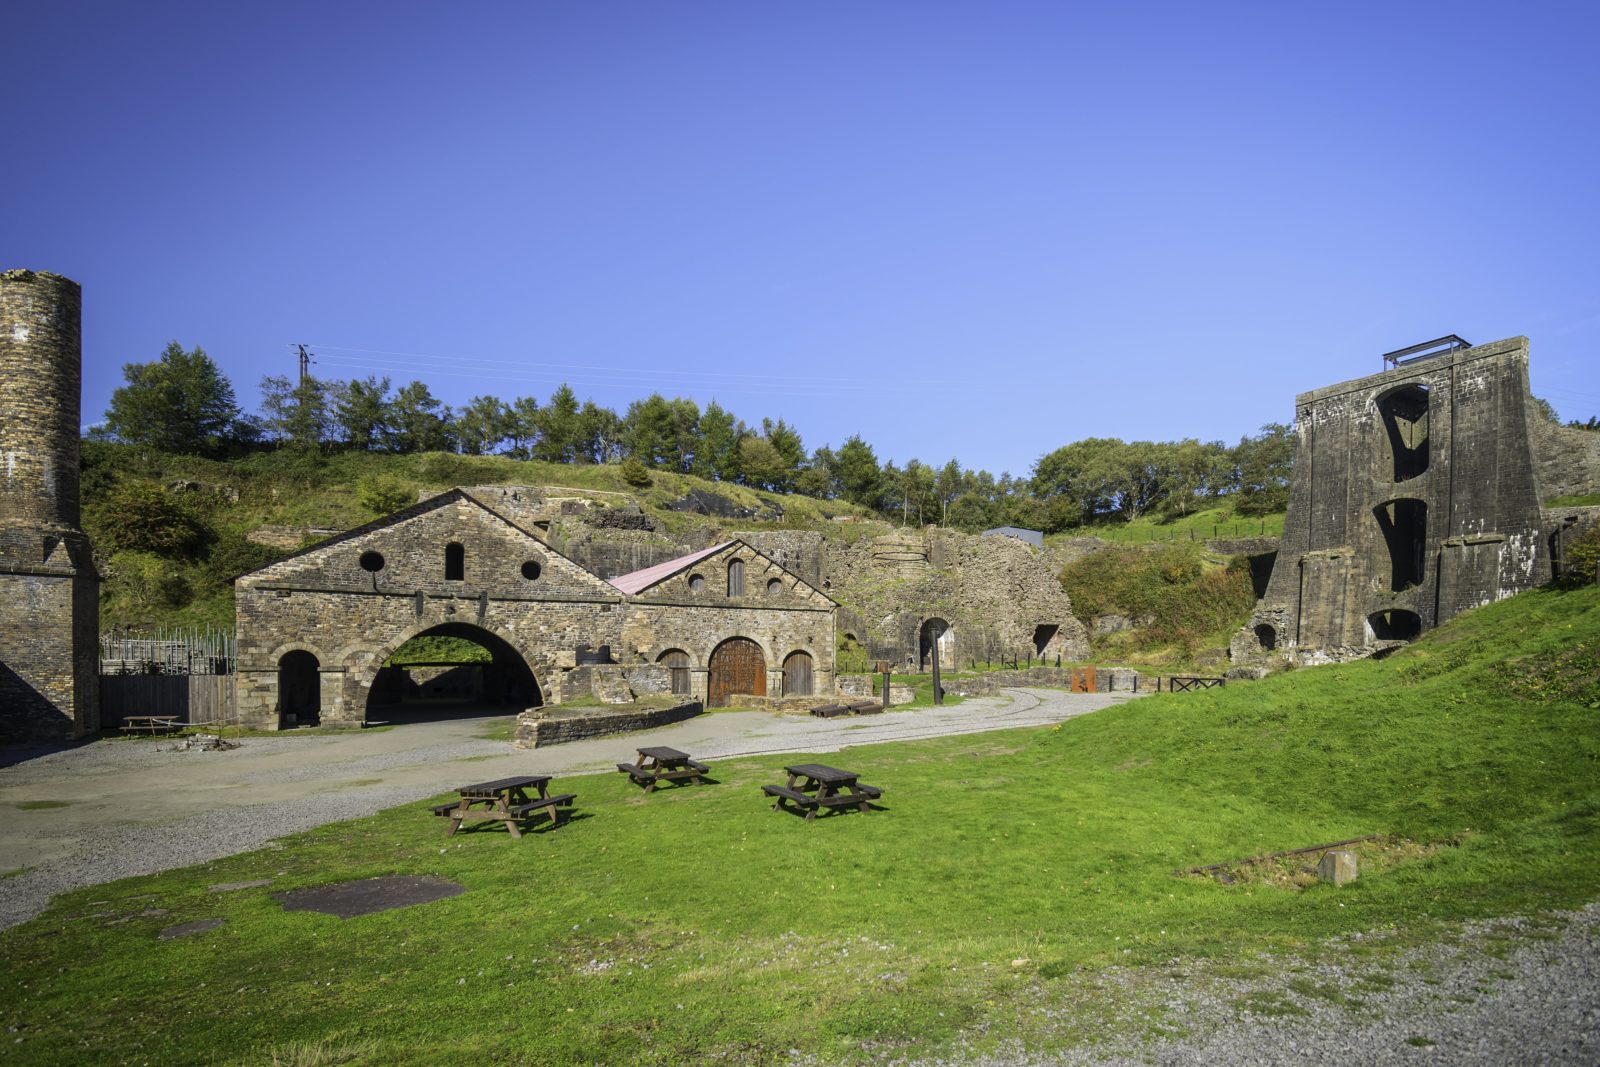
[919,618,953,671]
[782,651,814,696]
[708,637,765,707]
[657,649,691,696]
[367,623,540,723]
[278,650,321,729]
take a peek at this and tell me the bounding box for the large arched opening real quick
[919,618,953,671]
[277,650,321,729]
[1374,498,1428,592]
[1377,384,1430,483]
[366,623,541,724]
[708,637,766,707]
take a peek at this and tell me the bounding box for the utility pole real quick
[293,343,314,384]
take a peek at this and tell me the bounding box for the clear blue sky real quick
[7,1,1597,477]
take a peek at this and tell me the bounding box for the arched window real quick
[782,651,814,696]
[1254,623,1277,651]
[727,559,744,596]
[657,649,691,695]
[445,542,464,581]
[688,574,706,593]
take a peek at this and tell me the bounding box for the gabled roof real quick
[608,541,735,596]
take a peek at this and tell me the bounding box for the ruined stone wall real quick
[0,269,99,740]
[1242,337,1549,662]
[819,526,1089,668]
[1530,419,1600,502]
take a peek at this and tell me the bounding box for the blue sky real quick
[7,1,1597,476]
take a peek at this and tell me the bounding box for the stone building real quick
[232,488,835,728]
[1237,336,1550,662]
[0,270,99,741]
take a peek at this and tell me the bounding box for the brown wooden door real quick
[782,651,814,696]
[709,638,765,707]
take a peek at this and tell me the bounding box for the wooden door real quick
[782,651,814,696]
[709,638,766,707]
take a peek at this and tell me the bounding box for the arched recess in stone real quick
[1376,384,1430,483]
[362,621,541,720]
[1373,498,1428,592]
[919,617,953,671]
[1368,609,1422,641]
[708,636,765,707]
[277,650,321,729]
[1253,623,1278,651]
[657,649,691,696]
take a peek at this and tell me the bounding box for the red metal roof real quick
[608,541,736,596]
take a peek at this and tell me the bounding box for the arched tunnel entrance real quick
[366,623,541,724]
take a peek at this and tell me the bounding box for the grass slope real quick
[3,586,1596,1064]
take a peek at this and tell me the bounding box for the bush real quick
[358,474,416,517]
[620,456,653,488]
[84,482,211,558]
[1059,543,1255,650]
[104,550,193,613]
[204,531,288,584]
[1559,526,1600,588]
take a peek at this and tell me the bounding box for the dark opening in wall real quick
[1368,609,1422,640]
[1254,623,1277,651]
[359,551,385,573]
[1377,384,1430,482]
[1374,498,1427,591]
[277,650,321,728]
[445,542,464,581]
[1032,624,1059,655]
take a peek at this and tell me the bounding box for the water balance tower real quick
[0,269,100,740]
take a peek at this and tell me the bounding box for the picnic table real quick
[430,775,575,838]
[121,715,184,735]
[616,746,711,793]
[762,763,882,821]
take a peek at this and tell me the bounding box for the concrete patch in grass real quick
[273,875,465,918]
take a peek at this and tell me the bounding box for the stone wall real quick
[1530,419,1600,502]
[513,699,703,748]
[0,269,99,741]
[1239,337,1550,663]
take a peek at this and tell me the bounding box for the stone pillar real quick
[0,270,100,740]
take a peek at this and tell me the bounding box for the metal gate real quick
[709,637,766,707]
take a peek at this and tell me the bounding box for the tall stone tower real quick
[0,269,100,740]
[1237,336,1549,664]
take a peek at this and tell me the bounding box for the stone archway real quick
[365,622,541,722]
[708,637,766,707]
[919,618,953,671]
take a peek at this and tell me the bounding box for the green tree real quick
[737,435,789,490]
[1231,423,1295,516]
[100,342,243,455]
[389,381,453,453]
[693,401,743,481]
[457,395,511,455]
[330,376,392,451]
[834,435,883,508]
[531,385,580,462]
[259,374,332,452]
[505,396,541,458]
[575,401,623,463]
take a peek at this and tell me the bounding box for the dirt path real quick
[0,688,1135,929]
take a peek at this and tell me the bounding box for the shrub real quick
[1559,526,1600,588]
[84,482,211,558]
[620,456,653,488]
[357,474,416,517]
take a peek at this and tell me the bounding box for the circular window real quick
[767,578,783,594]
[521,560,542,581]
[688,574,706,592]
[359,551,385,573]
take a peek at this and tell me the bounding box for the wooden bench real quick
[684,759,710,774]
[510,794,575,821]
[617,762,655,783]
[121,715,184,735]
[762,784,819,810]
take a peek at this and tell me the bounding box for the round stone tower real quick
[0,269,99,740]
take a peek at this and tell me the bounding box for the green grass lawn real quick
[3,586,1597,1064]
[1048,506,1286,545]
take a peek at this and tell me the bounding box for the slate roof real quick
[607,541,736,595]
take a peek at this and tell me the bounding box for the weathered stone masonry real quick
[0,270,99,741]
[233,490,836,727]
[1238,337,1550,662]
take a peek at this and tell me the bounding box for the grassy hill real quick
[4,582,1595,1063]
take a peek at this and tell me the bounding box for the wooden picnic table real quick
[121,715,184,735]
[616,746,711,793]
[430,775,575,838]
[762,763,882,821]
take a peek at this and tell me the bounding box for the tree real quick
[935,459,963,527]
[762,418,805,493]
[531,385,580,462]
[259,374,332,451]
[330,376,392,451]
[693,401,743,482]
[834,435,883,508]
[101,342,243,455]
[737,435,789,491]
[389,381,453,453]
[1231,423,1295,516]
[1031,437,1126,525]
[505,396,541,458]
[575,401,623,463]
[457,395,510,455]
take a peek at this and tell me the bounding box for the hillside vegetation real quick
[3,583,1595,1063]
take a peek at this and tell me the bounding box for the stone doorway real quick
[708,637,765,707]
[919,618,953,671]
[277,650,321,729]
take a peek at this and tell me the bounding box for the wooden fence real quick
[100,674,234,727]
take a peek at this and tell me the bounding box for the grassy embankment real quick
[1047,506,1286,545]
[3,583,1597,1064]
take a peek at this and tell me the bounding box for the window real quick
[727,559,744,596]
[445,542,464,581]
[359,551,385,573]
[688,573,706,593]
[521,560,541,581]
[767,578,783,595]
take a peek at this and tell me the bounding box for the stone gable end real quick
[238,493,618,600]
[627,541,832,609]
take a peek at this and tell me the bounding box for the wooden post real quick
[931,632,943,705]
[881,669,891,710]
